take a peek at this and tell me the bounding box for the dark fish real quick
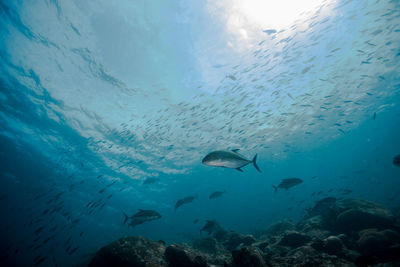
[64,236,72,246]
[34,226,45,235]
[175,195,197,211]
[34,256,46,265]
[41,209,49,216]
[106,181,117,187]
[200,220,220,235]
[209,190,226,199]
[373,112,376,120]
[142,177,159,185]
[272,178,303,192]
[393,154,400,167]
[202,150,261,172]
[342,189,352,195]
[68,246,79,255]
[123,209,161,227]
[338,129,345,134]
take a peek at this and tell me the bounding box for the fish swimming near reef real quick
[200,220,220,235]
[175,195,198,211]
[123,209,161,227]
[202,149,261,172]
[273,178,303,192]
[142,177,159,185]
[394,154,400,167]
[209,190,226,199]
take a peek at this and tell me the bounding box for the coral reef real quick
[89,198,400,266]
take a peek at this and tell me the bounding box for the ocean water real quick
[1,0,400,266]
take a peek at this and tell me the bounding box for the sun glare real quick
[209,0,330,48]
[238,0,326,30]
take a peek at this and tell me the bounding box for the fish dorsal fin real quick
[231,149,240,153]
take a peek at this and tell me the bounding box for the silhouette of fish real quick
[200,220,220,235]
[273,178,303,192]
[209,190,226,199]
[393,154,400,167]
[123,209,161,227]
[175,195,197,211]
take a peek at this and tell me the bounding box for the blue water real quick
[1,0,400,265]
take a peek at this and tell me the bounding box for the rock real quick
[231,246,266,267]
[89,236,166,267]
[323,236,343,255]
[357,229,393,254]
[192,237,225,255]
[264,244,291,257]
[213,229,230,242]
[297,215,331,238]
[260,220,295,237]
[356,228,400,265]
[252,240,269,252]
[277,231,311,248]
[164,244,207,267]
[269,245,356,267]
[335,199,395,232]
[223,232,257,251]
[305,197,337,229]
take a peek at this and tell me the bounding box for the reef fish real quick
[175,195,197,211]
[123,209,161,227]
[142,177,159,185]
[202,150,261,172]
[273,178,303,192]
[209,190,226,199]
[393,154,400,167]
[200,220,220,235]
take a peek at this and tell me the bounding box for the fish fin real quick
[123,212,129,224]
[272,186,278,193]
[252,154,261,173]
[231,149,240,153]
[236,168,243,172]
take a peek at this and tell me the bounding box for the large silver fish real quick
[202,149,261,172]
[123,209,161,228]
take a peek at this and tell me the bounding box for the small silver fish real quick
[202,150,261,172]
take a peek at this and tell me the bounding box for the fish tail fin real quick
[123,212,129,224]
[252,154,261,173]
[272,185,278,193]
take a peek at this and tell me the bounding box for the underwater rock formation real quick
[88,236,166,267]
[89,198,400,267]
